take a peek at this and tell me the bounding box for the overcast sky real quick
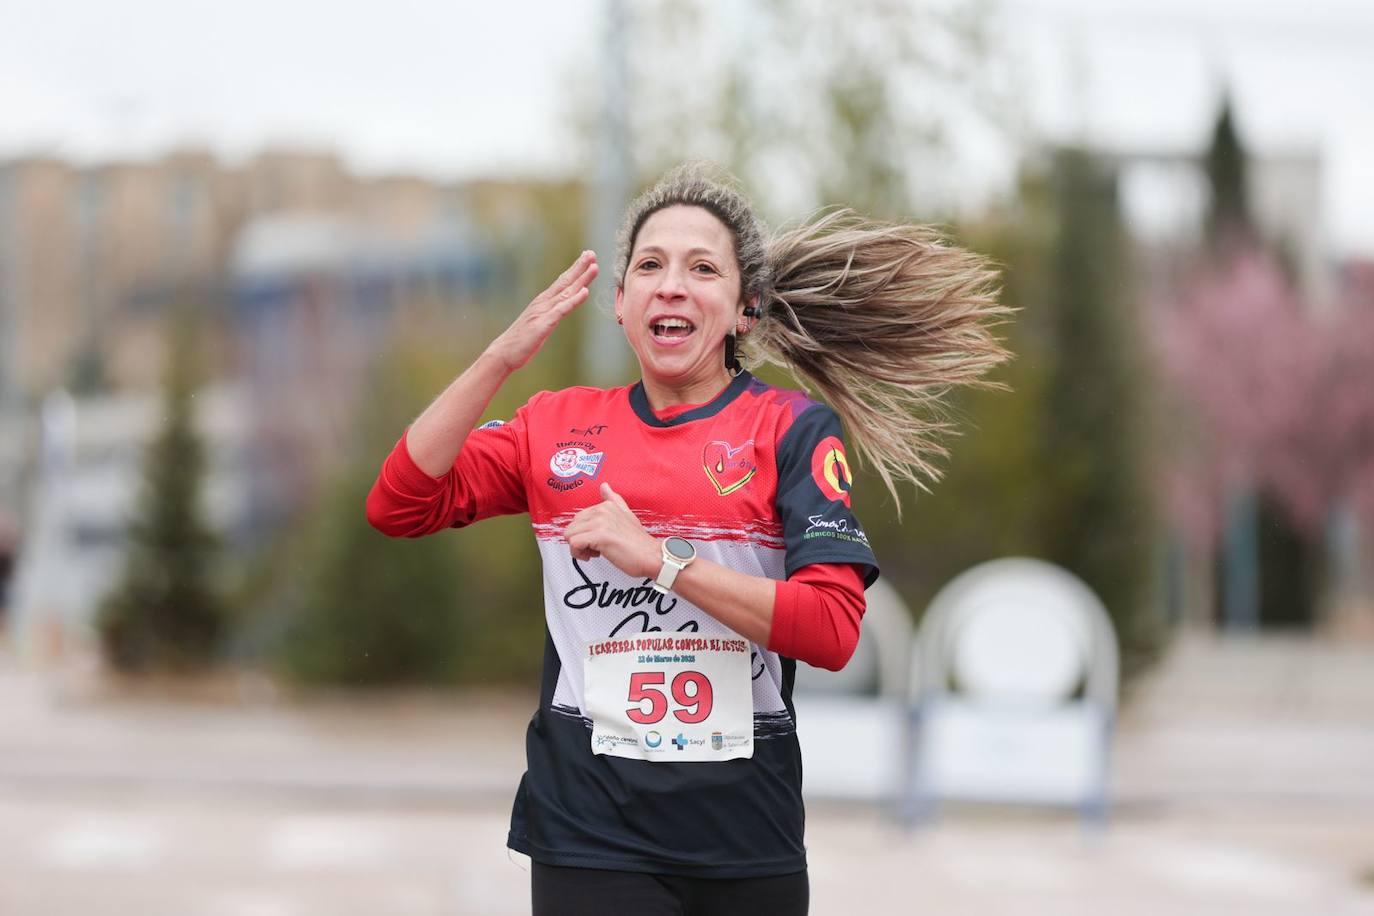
[2,0,1371,256]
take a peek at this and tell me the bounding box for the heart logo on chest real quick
[702,439,757,496]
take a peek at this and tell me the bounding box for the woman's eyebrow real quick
[632,245,724,259]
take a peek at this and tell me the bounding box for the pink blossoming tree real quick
[1151,247,1374,631]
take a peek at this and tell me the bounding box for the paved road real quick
[2,634,1373,915]
[3,791,1373,915]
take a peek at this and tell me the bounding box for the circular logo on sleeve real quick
[810,436,852,507]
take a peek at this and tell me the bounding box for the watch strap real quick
[653,557,687,594]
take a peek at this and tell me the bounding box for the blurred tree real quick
[1258,502,1320,628]
[274,333,550,688]
[68,338,109,395]
[1036,149,1161,678]
[1199,96,1317,629]
[595,1,1175,676]
[1154,252,1374,632]
[282,454,466,687]
[1206,94,1261,631]
[617,0,1004,221]
[1152,249,1314,627]
[1204,95,1252,249]
[98,308,226,673]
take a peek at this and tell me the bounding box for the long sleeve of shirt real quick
[769,562,868,671]
[365,418,529,537]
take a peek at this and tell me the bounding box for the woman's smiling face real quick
[616,204,747,406]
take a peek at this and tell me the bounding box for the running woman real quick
[366,163,1009,915]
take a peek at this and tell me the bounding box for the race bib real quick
[584,634,754,762]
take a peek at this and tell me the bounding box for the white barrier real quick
[904,558,1118,825]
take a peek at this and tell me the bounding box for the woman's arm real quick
[367,252,598,536]
[405,251,599,476]
[660,556,778,649]
[618,555,865,669]
[767,563,867,671]
[563,483,866,668]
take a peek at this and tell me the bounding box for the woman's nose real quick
[655,265,688,299]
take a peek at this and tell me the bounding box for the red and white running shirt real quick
[367,370,878,877]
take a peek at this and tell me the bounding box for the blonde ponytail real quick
[748,210,1011,507]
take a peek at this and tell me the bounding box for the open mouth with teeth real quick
[649,317,696,342]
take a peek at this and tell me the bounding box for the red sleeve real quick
[767,563,867,671]
[365,412,530,537]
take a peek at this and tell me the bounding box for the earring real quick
[724,333,742,376]
[616,314,623,325]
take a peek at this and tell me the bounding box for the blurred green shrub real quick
[269,336,551,687]
[277,455,467,686]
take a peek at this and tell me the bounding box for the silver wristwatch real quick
[652,536,697,594]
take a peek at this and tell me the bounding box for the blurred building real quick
[0,148,576,645]
[1,152,228,400]
[229,208,497,530]
[0,149,463,401]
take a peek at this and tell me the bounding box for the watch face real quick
[664,537,695,561]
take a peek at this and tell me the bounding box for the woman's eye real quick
[637,259,660,271]
[693,263,718,275]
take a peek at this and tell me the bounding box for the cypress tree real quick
[1204,95,1252,248]
[98,309,225,673]
[1038,148,1161,679]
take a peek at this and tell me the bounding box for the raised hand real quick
[486,251,599,373]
